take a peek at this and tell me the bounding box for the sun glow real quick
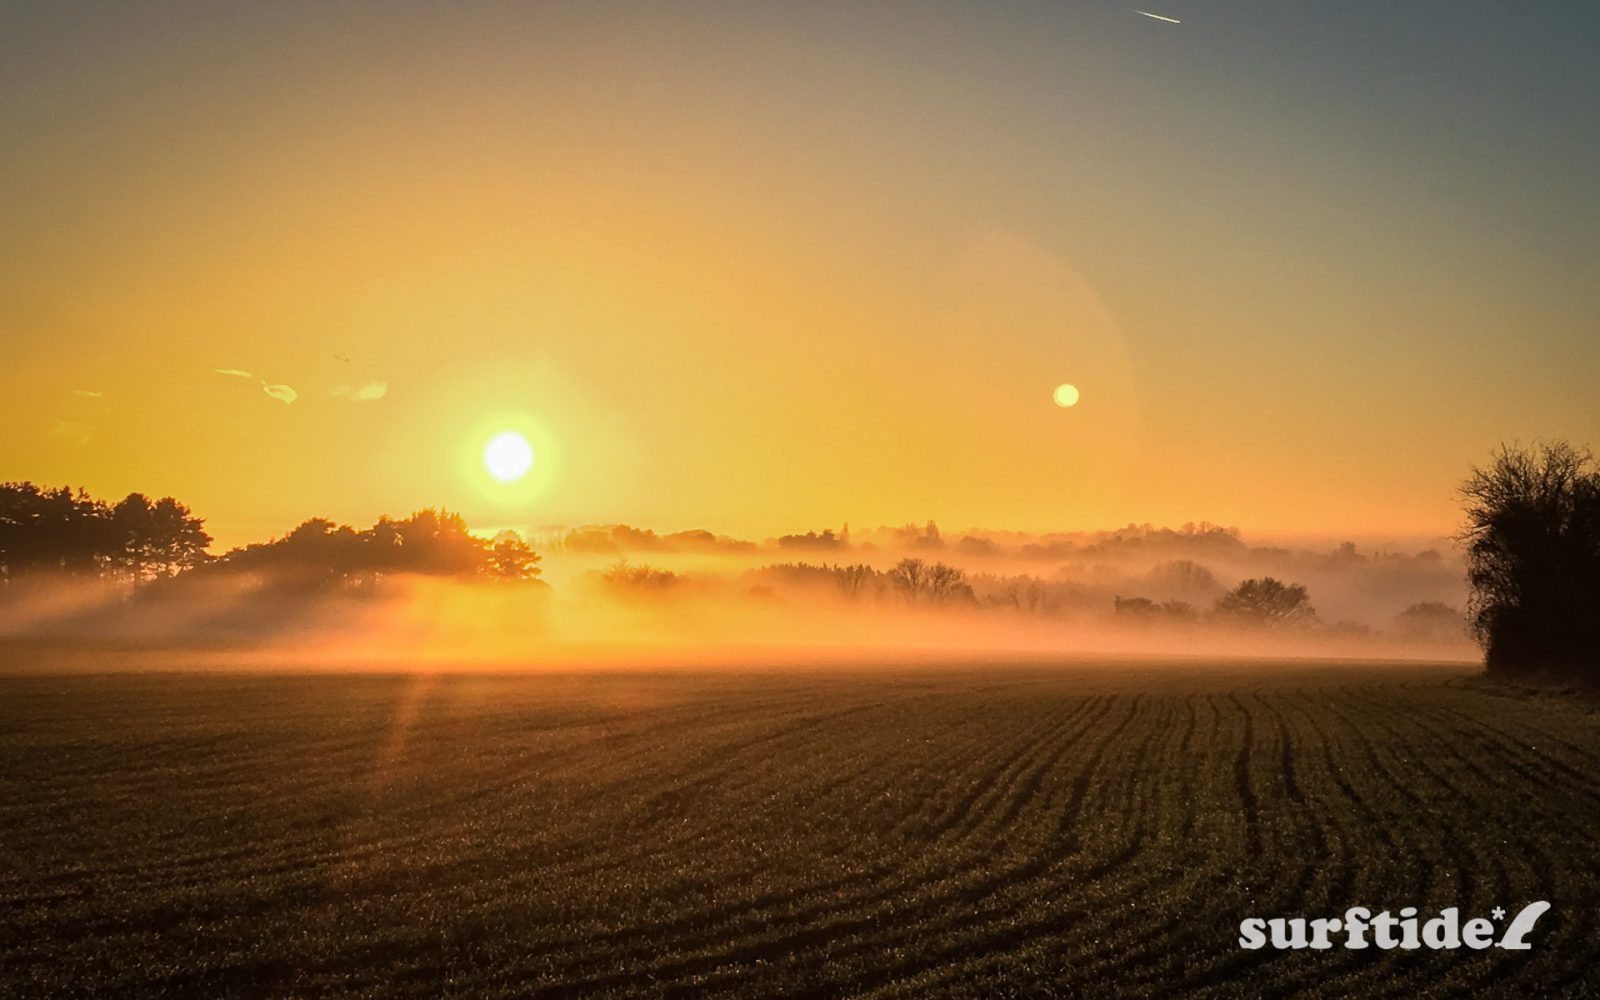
[483,431,534,482]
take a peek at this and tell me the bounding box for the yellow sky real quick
[3,5,1596,550]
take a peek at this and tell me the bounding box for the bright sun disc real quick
[1053,383,1080,407]
[484,431,534,482]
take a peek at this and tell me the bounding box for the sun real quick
[1053,383,1080,407]
[483,431,534,482]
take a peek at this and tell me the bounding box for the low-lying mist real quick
[0,522,1477,671]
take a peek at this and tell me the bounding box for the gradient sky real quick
[4,2,1597,549]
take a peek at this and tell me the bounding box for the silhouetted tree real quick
[888,558,928,603]
[219,508,503,589]
[891,521,944,551]
[888,558,971,605]
[833,563,876,600]
[777,529,843,551]
[0,483,212,589]
[109,493,158,580]
[489,532,542,581]
[955,535,1000,557]
[1113,595,1161,619]
[1007,577,1048,614]
[601,561,680,591]
[1142,560,1222,599]
[1161,599,1198,620]
[975,574,1058,615]
[226,518,365,588]
[1460,442,1600,679]
[1114,596,1197,622]
[1392,601,1465,642]
[922,562,973,604]
[1213,577,1316,626]
[111,493,211,581]
[1,483,114,581]
[149,497,211,575]
[389,509,485,575]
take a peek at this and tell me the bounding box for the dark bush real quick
[1460,442,1600,679]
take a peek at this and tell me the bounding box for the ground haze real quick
[4,659,1598,997]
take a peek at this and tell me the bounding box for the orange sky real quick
[4,4,1597,550]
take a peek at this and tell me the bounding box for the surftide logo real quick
[1239,902,1552,951]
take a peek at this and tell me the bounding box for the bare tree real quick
[922,563,972,604]
[889,558,971,605]
[888,558,927,603]
[833,564,876,600]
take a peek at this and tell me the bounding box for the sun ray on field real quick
[369,672,441,793]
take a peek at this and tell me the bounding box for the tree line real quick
[5,440,1597,681]
[219,510,541,588]
[0,483,541,593]
[758,559,1330,628]
[750,559,977,605]
[0,483,211,586]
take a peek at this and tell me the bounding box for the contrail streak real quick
[1136,10,1182,23]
